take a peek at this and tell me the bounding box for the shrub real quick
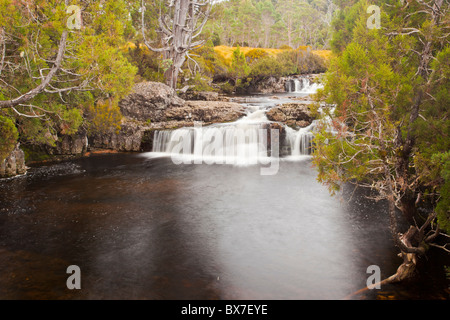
[126,41,164,82]
[279,45,293,50]
[0,116,19,163]
[229,46,250,82]
[245,48,269,65]
[184,73,215,92]
[249,56,284,78]
[219,81,235,94]
[86,100,122,135]
[296,50,328,74]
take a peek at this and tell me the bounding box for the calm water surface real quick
[0,153,448,300]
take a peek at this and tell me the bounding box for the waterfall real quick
[151,107,276,166]
[285,122,316,157]
[285,77,314,93]
[148,79,324,166]
[151,111,316,165]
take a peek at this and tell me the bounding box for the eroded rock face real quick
[247,77,287,94]
[88,122,149,152]
[262,122,287,156]
[0,144,27,178]
[48,133,88,156]
[119,82,244,124]
[266,102,314,128]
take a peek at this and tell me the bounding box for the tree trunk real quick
[142,0,211,89]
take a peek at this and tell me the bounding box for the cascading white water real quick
[151,108,314,164]
[151,107,276,166]
[285,122,316,157]
[149,78,324,165]
[285,77,323,94]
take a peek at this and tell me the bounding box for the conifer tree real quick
[313,0,449,283]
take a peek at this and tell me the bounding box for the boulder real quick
[262,122,286,156]
[266,102,315,128]
[119,81,185,122]
[0,144,27,178]
[247,76,287,94]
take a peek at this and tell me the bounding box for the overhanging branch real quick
[0,30,68,109]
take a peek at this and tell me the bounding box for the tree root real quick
[343,251,418,300]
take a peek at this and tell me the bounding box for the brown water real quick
[0,153,448,300]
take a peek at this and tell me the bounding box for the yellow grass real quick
[214,45,332,64]
[213,45,285,61]
[122,42,333,64]
[313,50,333,60]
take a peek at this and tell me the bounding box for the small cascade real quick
[151,107,275,166]
[149,77,324,165]
[285,122,316,156]
[151,114,317,164]
[285,76,323,94]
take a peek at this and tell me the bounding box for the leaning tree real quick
[141,0,211,89]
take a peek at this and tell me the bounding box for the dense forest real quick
[204,0,337,49]
[0,0,449,289]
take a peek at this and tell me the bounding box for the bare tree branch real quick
[0,30,68,109]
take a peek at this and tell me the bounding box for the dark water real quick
[0,153,448,300]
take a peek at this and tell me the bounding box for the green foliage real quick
[219,82,235,94]
[249,56,284,78]
[185,73,215,92]
[126,42,164,82]
[329,1,366,54]
[207,0,336,49]
[190,41,229,79]
[433,152,450,234]
[313,0,450,236]
[230,46,250,81]
[0,116,19,163]
[0,0,137,153]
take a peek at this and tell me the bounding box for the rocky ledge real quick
[89,82,245,152]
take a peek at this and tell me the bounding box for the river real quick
[0,81,448,300]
